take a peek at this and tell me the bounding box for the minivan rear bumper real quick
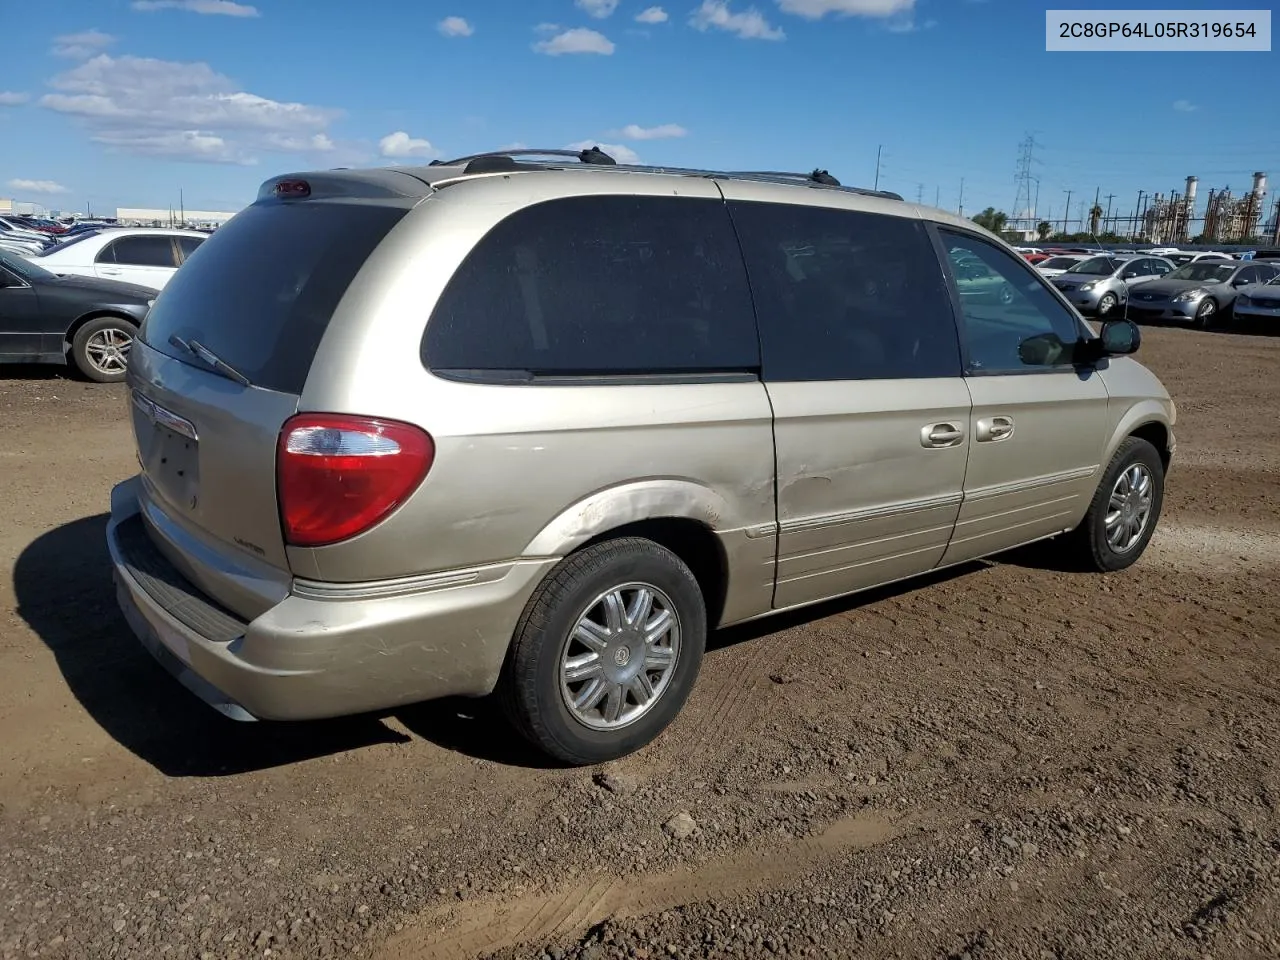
[107,476,556,721]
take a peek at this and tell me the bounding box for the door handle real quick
[100,268,123,275]
[921,422,964,448]
[976,415,1015,443]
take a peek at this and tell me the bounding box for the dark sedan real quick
[0,251,155,382]
[1123,260,1280,329]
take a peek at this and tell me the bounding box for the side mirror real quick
[1017,332,1070,366]
[1099,318,1141,356]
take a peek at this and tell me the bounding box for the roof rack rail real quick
[721,169,902,200]
[430,146,617,175]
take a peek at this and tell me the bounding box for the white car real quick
[30,227,208,290]
[1036,254,1090,278]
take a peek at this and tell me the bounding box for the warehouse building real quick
[115,207,241,228]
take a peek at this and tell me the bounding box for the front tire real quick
[1193,298,1218,330]
[1096,292,1118,316]
[1068,437,1165,572]
[500,538,707,765]
[70,316,136,383]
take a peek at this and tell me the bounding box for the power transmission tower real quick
[958,177,965,216]
[917,183,924,204]
[1104,193,1116,233]
[1062,188,1073,234]
[1012,134,1040,234]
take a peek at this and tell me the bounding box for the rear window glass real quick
[422,195,759,379]
[140,201,406,394]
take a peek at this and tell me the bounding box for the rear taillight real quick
[277,414,434,547]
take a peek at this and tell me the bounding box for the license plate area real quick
[131,391,201,512]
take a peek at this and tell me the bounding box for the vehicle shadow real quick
[12,514,410,778]
[0,364,75,381]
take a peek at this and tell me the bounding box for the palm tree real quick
[1037,221,1053,241]
[1089,204,1103,236]
[972,207,1008,234]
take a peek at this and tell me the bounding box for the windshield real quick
[1040,257,1080,269]
[1066,256,1120,275]
[1166,262,1237,283]
[36,230,101,255]
[0,250,56,282]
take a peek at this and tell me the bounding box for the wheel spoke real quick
[601,591,625,633]
[627,671,655,706]
[602,684,625,723]
[644,644,674,670]
[573,677,608,711]
[574,619,610,652]
[563,652,603,683]
[1107,522,1125,547]
[643,608,674,644]
[626,587,654,629]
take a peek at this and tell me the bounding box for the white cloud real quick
[131,0,260,16]
[0,91,31,106]
[635,6,669,23]
[39,54,342,164]
[885,14,935,31]
[51,30,116,59]
[535,22,562,34]
[566,141,641,164]
[437,16,474,37]
[379,130,436,158]
[576,0,619,17]
[8,179,71,195]
[1173,99,1197,112]
[617,123,687,140]
[689,1,784,40]
[533,27,615,55]
[777,0,913,18]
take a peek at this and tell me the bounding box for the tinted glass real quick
[1166,262,1236,282]
[0,251,55,282]
[109,236,178,267]
[729,201,959,381]
[141,201,407,394]
[424,195,758,378]
[1041,257,1079,269]
[1150,259,1172,275]
[177,236,204,259]
[1066,256,1121,275]
[940,229,1085,373]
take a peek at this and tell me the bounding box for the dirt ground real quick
[1,326,1277,960]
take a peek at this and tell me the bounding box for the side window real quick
[423,195,758,378]
[110,236,179,268]
[177,236,204,261]
[94,241,117,264]
[1122,259,1149,278]
[939,229,1085,373]
[1149,259,1172,276]
[728,201,960,381]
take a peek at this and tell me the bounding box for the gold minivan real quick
[108,149,1175,764]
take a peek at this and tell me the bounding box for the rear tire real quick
[500,538,706,765]
[71,316,136,383]
[1067,436,1165,572]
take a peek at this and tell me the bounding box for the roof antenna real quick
[809,169,841,186]
[578,146,617,166]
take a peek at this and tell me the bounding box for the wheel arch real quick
[522,480,743,629]
[63,310,141,354]
[1105,406,1174,473]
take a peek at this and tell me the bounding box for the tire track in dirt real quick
[376,811,901,960]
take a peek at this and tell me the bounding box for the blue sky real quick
[2,0,1277,226]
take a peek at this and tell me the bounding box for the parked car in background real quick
[107,151,1175,765]
[1125,260,1280,328]
[1036,254,1089,278]
[29,227,207,291]
[0,218,55,252]
[1232,273,1280,326]
[1051,254,1175,315]
[0,250,154,381]
[1165,251,1233,266]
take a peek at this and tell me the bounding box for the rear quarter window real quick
[140,201,408,395]
[422,195,759,381]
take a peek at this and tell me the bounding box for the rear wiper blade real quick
[168,335,252,387]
